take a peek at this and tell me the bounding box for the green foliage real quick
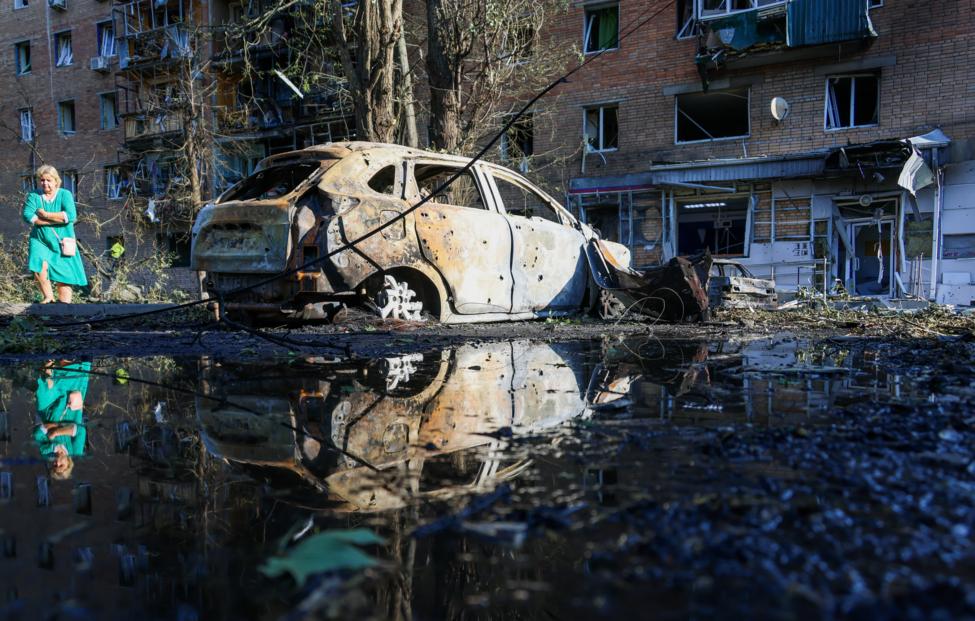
[260,529,385,587]
[0,234,37,303]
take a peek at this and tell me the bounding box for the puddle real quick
[1,337,972,619]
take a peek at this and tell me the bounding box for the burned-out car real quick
[707,259,778,310]
[191,142,631,323]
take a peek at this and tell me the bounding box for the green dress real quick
[22,189,88,287]
[33,361,91,458]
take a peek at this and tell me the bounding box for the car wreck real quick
[707,259,778,310]
[191,142,633,324]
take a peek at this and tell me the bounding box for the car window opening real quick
[414,165,487,210]
[493,175,562,225]
[368,165,398,195]
[221,162,319,202]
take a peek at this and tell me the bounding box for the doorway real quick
[850,220,894,296]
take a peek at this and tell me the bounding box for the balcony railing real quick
[123,113,184,142]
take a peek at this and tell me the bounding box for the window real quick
[20,175,34,193]
[14,41,30,75]
[583,4,618,53]
[58,100,76,134]
[105,166,124,199]
[492,173,562,225]
[14,0,27,9]
[584,105,618,152]
[62,170,78,195]
[158,233,191,267]
[220,163,320,202]
[868,0,883,7]
[96,21,116,57]
[943,234,975,260]
[500,113,533,172]
[677,196,750,256]
[825,74,879,130]
[676,0,699,39]
[19,109,34,142]
[697,0,786,19]
[99,93,119,129]
[676,87,749,143]
[499,21,534,65]
[367,166,399,195]
[54,31,73,67]
[413,165,486,210]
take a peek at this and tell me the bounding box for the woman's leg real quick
[55,283,73,303]
[35,262,55,303]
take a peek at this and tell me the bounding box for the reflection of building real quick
[544,1,975,303]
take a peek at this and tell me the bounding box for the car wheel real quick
[374,274,425,321]
[598,289,627,320]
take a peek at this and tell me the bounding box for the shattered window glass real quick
[825,74,879,130]
[221,163,319,201]
[676,88,749,142]
[414,165,486,210]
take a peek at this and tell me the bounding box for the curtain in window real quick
[597,9,618,50]
[56,37,73,66]
[20,110,33,141]
[99,27,116,56]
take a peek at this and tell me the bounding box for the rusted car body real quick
[196,341,619,511]
[707,259,778,310]
[191,142,631,323]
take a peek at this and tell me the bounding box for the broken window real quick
[675,87,749,143]
[14,41,30,75]
[676,197,749,256]
[62,170,78,195]
[583,3,619,53]
[58,100,76,134]
[221,163,319,202]
[105,166,125,199]
[825,74,879,130]
[368,166,399,196]
[697,0,786,19]
[99,93,119,129]
[413,165,486,210]
[491,173,562,225]
[97,21,116,57]
[54,31,73,67]
[676,0,699,39]
[585,105,618,152]
[14,0,26,9]
[500,113,534,172]
[499,20,534,65]
[19,108,33,142]
[158,233,191,266]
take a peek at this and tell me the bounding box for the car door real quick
[485,169,588,312]
[410,161,514,315]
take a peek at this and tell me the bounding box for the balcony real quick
[123,113,184,144]
[119,25,192,70]
[694,0,876,75]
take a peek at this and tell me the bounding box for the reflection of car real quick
[707,259,777,310]
[191,142,631,323]
[196,341,613,511]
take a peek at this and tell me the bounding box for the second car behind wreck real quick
[191,142,632,323]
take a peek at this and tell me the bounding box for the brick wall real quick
[0,0,125,256]
[535,0,975,192]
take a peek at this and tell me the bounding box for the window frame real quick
[823,72,880,132]
[96,21,117,58]
[583,104,619,153]
[674,87,751,144]
[105,166,124,200]
[696,0,788,21]
[14,41,31,76]
[582,2,620,55]
[62,170,78,195]
[53,30,73,68]
[58,100,76,135]
[14,0,27,9]
[99,92,119,129]
[19,108,34,142]
[488,168,568,226]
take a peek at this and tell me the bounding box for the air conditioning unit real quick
[48,0,66,10]
[90,56,111,72]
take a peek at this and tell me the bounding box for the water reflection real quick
[33,360,90,480]
[198,341,605,511]
[0,337,945,620]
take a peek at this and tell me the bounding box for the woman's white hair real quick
[35,165,62,187]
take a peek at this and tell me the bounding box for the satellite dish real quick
[770,97,790,121]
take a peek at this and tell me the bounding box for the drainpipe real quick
[929,166,944,300]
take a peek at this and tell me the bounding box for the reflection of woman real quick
[33,361,91,480]
[22,165,88,303]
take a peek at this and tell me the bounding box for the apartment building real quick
[0,0,123,255]
[540,0,975,304]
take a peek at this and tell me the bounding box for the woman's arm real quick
[21,192,39,225]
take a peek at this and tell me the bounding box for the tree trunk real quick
[426,0,462,152]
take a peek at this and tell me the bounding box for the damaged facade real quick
[544,0,975,305]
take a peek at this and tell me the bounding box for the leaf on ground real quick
[259,528,385,587]
[115,368,129,384]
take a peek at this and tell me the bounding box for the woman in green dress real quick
[34,360,91,480]
[21,165,88,303]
